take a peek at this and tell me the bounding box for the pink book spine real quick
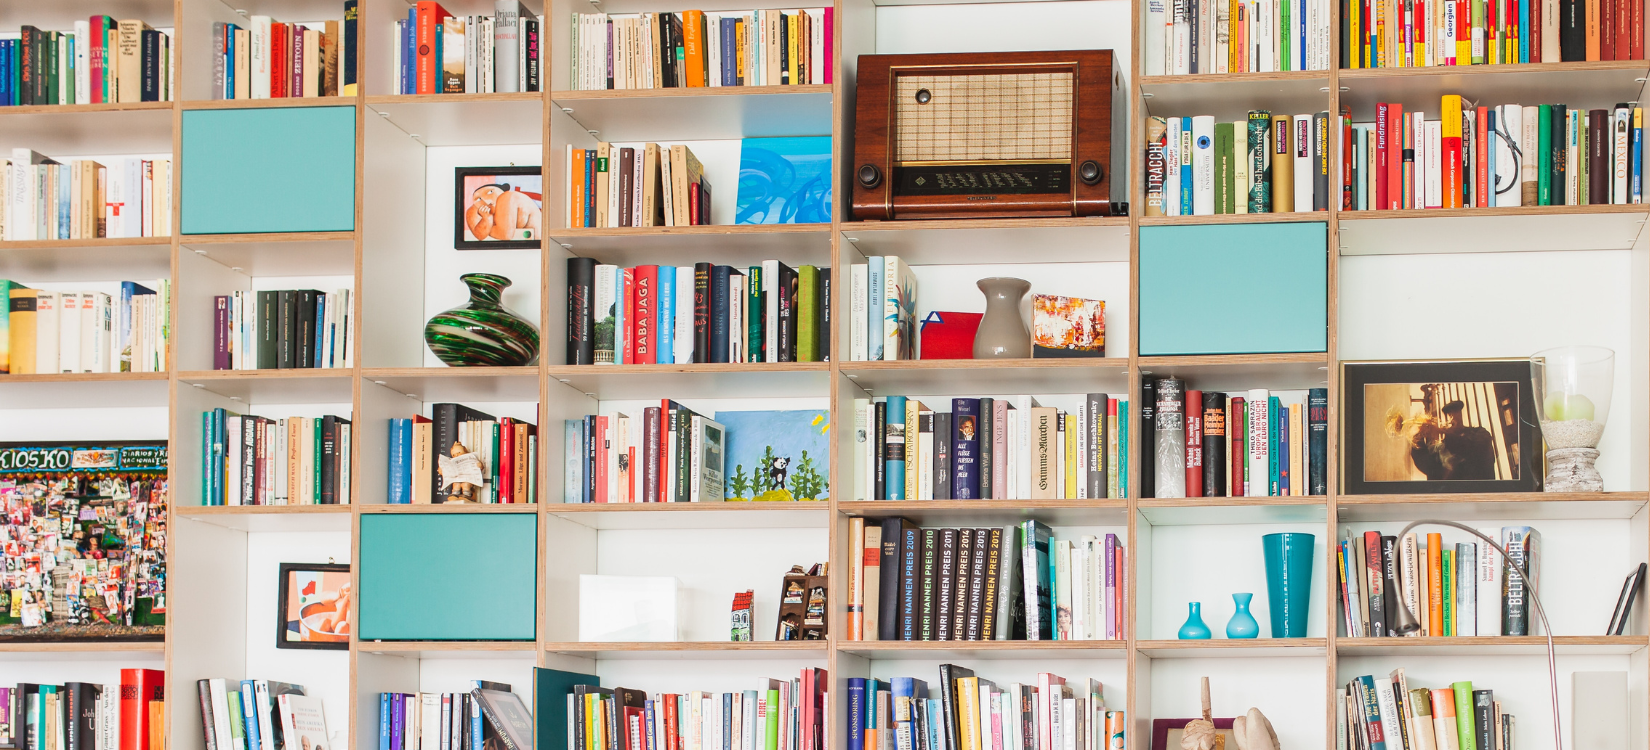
[1104,533,1118,639]
[822,7,833,84]
[992,399,1009,499]
[991,696,1003,750]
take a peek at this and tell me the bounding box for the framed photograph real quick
[1342,359,1543,495]
[454,166,544,250]
[276,563,351,650]
[1151,718,1235,750]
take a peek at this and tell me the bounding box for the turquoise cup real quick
[1262,532,1315,638]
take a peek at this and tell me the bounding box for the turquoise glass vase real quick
[424,273,540,366]
[1178,602,1212,639]
[1226,593,1260,638]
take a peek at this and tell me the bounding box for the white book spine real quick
[729,274,744,362]
[850,264,868,361]
[675,265,695,365]
[918,412,934,501]
[1214,0,1230,73]
[1246,389,1268,496]
[855,400,871,500]
[1476,527,1502,636]
[57,291,81,373]
[35,291,59,374]
[75,22,91,104]
[1192,115,1215,215]
[761,259,779,362]
[89,292,111,373]
[1164,117,1182,215]
[251,17,271,98]
[1293,114,1313,211]
[1374,680,1405,750]
[1426,120,1443,208]
[1615,106,1631,204]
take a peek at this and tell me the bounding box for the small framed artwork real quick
[454,166,544,250]
[276,562,351,650]
[1342,359,1543,495]
[1151,718,1235,750]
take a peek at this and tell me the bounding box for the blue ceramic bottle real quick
[1178,602,1212,639]
[1226,593,1260,638]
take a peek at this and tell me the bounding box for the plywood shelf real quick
[1139,70,1332,121]
[182,97,356,110]
[1336,491,1650,520]
[1336,203,1649,254]
[0,100,174,155]
[551,85,833,141]
[174,504,354,532]
[367,94,545,146]
[553,224,832,268]
[1334,635,1649,655]
[179,369,357,404]
[1136,638,1328,657]
[549,362,830,399]
[839,217,1130,265]
[837,499,1128,527]
[0,371,170,408]
[1139,212,1328,226]
[549,501,829,529]
[543,641,829,659]
[359,503,538,513]
[363,367,544,402]
[1337,59,1650,113]
[840,358,1131,397]
[1135,353,1331,391]
[1138,497,1329,526]
[838,640,1128,659]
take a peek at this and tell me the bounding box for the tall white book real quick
[1146,0,1167,75]
[1496,105,1523,207]
[35,291,59,374]
[1171,0,1189,75]
[1476,528,1503,636]
[1246,389,1269,497]
[849,263,868,361]
[1293,114,1313,210]
[1192,116,1215,215]
[1164,118,1182,216]
[674,265,695,365]
[1614,105,1631,204]
[58,291,81,373]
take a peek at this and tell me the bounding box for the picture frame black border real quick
[1341,359,1543,495]
[453,166,545,250]
[275,562,351,651]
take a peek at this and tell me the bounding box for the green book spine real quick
[1248,111,1272,213]
[313,419,323,504]
[1441,548,1455,635]
[747,265,763,363]
[1451,682,1477,750]
[1279,0,1291,71]
[765,689,780,750]
[1538,104,1552,205]
[48,32,60,104]
[1214,122,1234,213]
[797,265,817,362]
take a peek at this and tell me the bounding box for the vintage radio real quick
[851,50,1119,221]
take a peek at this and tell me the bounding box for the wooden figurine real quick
[437,440,484,503]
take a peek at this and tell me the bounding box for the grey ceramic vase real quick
[973,277,1032,358]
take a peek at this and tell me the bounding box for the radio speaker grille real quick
[894,72,1074,163]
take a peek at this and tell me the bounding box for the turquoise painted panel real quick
[1138,222,1328,355]
[359,513,538,640]
[182,107,356,234]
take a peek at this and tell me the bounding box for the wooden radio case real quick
[850,50,1118,221]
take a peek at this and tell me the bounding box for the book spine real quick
[692,262,711,363]
[1308,388,1328,495]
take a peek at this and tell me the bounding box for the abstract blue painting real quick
[735,136,832,224]
[716,409,831,500]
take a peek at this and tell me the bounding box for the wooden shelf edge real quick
[0,236,172,250]
[1334,635,1648,648]
[838,216,1130,233]
[176,504,351,515]
[0,102,173,116]
[839,639,1127,650]
[1337,59,1650,79]
[181,231,357,245]
[1139,212,1329,226]
[552,223,831,239]
[551,85,831,102]
[1338,490,1649,504]
[1339,204,1650,221]
[1137,496,1326,508]
[0,640,165,652]
[355,640,537,652]
[0,372,168,383]
[365,92,545,106]
[547,363,830,375]
[1137,352,1329,366]
[551,501,828,512]
[180,368,356,380]
[839,358,1125,372]
[543,640,826,651]
[1140,70,1332,86]
[837,499,1127,511]
[363,366,541,379]
[183,97,355,110]
[1136,637,1327,650]
[359,504,539,513]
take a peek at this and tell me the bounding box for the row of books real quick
[1145,112,1331,216]
[3,281,169,375]
[1349,99,1647,210]
[1338,527,1540,638]
[386,404,539,504]
[393,3,544,95]
[1144,382,1328,498]
[569,9,833,91]
[5,150,171,240]
[564,402,726,503]
[847,258,916,361]
[378,683,531,750]
[1342,0,1645,68]
[1145,0,1336,75]
[1340,672,1509,750]
[852,519,1127,643]
[212,289,355,371]
[566,258,830,366]
[201,410,353,506]
[3,670,166,750]
[848,668,1122,750]
[567,143,711,228]
[1,20,171,106]
[196,679,324,750]
[211,10,353,100]
[560,670,828,750]
[856,395,1130,502]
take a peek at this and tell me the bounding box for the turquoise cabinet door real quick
[1138,222,1328,355]
[181,106,356,234]
[359,513,538,640]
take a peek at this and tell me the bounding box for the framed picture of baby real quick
[454,166,544,250]
[276,562,351,650]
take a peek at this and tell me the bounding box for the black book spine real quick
[674,407,692,501]
[142,29,159,101]
[1202,392,1227,497]
[525,18,540,91]
[778,263,798,361]
[877,517,906,641]
[709,265,732,363]
[63,682,78,750]
[918,527,938,641]
[692,262,711,363]
[320,415,339,504]
[1473,691,1495,750]
[277,290,296,369]
[1380,535,1400,637]
[873,401,887,500]
[933,413,952,500]
[980,527,1002,640]
[935,664,972,750]
[584,415,597,502]
[1138,378,1157,498]
[978,398,993,500]
[659,14,676,87]
[433,403,460,502]
[642,406,660,503]
[18,27,35,106]
[965,527,989,640]
[1308,388,1328,495]
[567,257,597,365]
[1314,111,1330,210]
[1005,525,1027,640]
[1562,0,1585,60]
[296,290,319,369]
[1086,393,1105,498]
[936,527,958,641]
[953,527,973,641]
[899,522,920,641]
[1553,105,1569,197]
[778,13,789,84]
[256,290,278,369]
[818,268,831,361]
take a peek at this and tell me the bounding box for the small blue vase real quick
[1178,602,1212,639]
[1226,593,1260,638]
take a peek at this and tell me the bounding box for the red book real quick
[415,2,452,94]
[1229,396,1245,496]
[292,24,305,97]
[1363,530,1386,634]
[1441,95,1464,208]
[1633,0,1644,60]
[1532,0,1543,61]
[1617,0,1631,59]
[270,23,286,97]
[663,694,681,750]
[120,668,164,750]
[688,183,701,225]
[1476,106,1490,206]
[90,16,109,103]
[658,400,675,503]
[634,265,658,364]
[1386,103,1403,209]
[623,268,637,364]
[1415,0,1427,59]
[1603,0,1616,59]
[1375,103,1390,210]
[498,417,514,502]
[622,706,646,750]
[1185,389,1203,498]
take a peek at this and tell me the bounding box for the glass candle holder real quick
[1531,346,1614,492]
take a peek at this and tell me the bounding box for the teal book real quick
[1269,396,1281,495]
[535,668,599,750]
[1022,519,1054,639]
[1049,541,1061,640]
[885,396,907,499]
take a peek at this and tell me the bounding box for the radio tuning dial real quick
[1079,160,1103,185]
[857,164,882,189]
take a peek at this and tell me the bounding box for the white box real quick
[578,574,680,641]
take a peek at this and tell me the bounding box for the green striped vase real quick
[424,273,540,366]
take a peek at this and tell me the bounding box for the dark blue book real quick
[709,265,733,363]
[952,398,980,499]
[388,418,411,503]
[878,517,914,641]
[720,18,737,85]
[846,679,866,750]
[1308,388,1328,495]
[404,10,417,94]
[583,415,597,504]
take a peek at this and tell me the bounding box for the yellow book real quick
[786,13,799,85]
[1350,0,1363,67]
[8,287,36,375]
[1064,413,1078,499]
[1271,114,1293,212]
[957,676,980,750]
[1229,0,1241,71]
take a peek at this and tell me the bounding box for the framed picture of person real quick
[454,166,544,250]
[276,562,351,650]
[1342,360,1543,495]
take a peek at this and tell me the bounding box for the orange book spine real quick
[572,149,587,228]
[682,10,707,87]
[1441,95,1463,207]
[1426,532,1444,635]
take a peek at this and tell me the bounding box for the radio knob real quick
[857,164,882,189]
[1079,160,1104,185]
